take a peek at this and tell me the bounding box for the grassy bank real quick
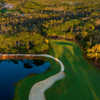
[14,53,60,100]
[14,39,100,100]
[46,40,100,100]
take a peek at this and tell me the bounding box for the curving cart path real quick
[0,54,65,100]
[28,54,65,100]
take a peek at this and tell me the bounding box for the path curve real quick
[0,54,65,100]
[28,54,65,100]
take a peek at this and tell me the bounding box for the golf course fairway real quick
[14,40,100,100]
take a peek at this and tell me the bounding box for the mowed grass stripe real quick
[14,39,100,100]
[45,40,100,100]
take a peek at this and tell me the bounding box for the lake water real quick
[0,60,51,100]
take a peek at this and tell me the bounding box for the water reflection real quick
[0,60,50,100]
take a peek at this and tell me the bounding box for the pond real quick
[0,59,51,100]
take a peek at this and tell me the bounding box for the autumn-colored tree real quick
[81,31,88,38]
[87,44,100,63]
[66,19,80,33]
[84,23,95,32]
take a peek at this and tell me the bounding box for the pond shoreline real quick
[0,55,51,100]
[0,54,46,60]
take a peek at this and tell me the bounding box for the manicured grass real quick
[46,40,100,100]
[14,57,60,100]
[14,39,100,100]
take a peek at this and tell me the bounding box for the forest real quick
[0,0,100,65]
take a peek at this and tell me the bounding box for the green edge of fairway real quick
[14,54,60,100]
[46,39,100,100]
[14,39,100,100]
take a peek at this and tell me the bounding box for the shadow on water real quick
[0,60,51,100]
